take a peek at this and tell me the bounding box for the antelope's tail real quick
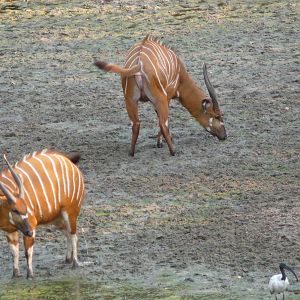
[94,61,140,77]
[66,152,81,164]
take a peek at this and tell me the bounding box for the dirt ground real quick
[0,0,299,299]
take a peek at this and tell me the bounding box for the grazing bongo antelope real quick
[0,150,85,278]
[95,35,227,156]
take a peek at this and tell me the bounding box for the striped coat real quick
[124,35,181,100]
[95,35,226,156]
[0,149,85,278]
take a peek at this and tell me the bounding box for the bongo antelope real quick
[95,35,227,156]
[0,150,85,278]
[269,263,298,300]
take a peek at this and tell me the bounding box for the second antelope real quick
[95,35,227,156]
[0,150,85,278]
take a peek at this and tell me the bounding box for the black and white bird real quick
[269,263,298,300]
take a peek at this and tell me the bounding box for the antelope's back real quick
[12,150,84,221]
[125,36,180,89]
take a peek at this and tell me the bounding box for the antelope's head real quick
[0,155,33,237]
[202,63,227,141]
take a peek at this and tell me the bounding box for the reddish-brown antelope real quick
[0,150,85,278]
[95,35,227,156]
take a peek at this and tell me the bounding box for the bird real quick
[269,263,298,300]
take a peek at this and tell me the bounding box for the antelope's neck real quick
[177,64,207,118]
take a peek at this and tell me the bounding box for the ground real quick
[0,0,299,299]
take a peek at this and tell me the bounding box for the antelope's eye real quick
[11,209,19,214]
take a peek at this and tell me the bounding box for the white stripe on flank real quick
[78,174,85,207]
[69,160,76,203]
[124,53,140,96]
[126,44,142,59]
[167,50,174,69]
[76,172,81,202]
[171,50,178,72]
[148,41,168,74]
[142,45,168,83]
[22,188,33,215]
[62,158,70,198]
[54,155,66,197]
[166,50,174,80]
[168,72,180,88]
[16,166,43,217]
[125,52,139,67]
[33,156,57,211]
[41,153,61,204]
[141,52,167,96]
[149,41,171,81]
[124,77,128,97]
[173,73,180,88]
[140,61,150,83]
[167,50,175,83]
[23,158,52,213]
[17,173,34,214]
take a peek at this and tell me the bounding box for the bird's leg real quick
[282,292,284,300]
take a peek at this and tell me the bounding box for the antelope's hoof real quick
[157,142,163,148]
[65,257,73,264]
[72,260,79,269]
[128,151,135,157]
[169,149,176,156]
[12,269,21,278]
[27,273,34,280]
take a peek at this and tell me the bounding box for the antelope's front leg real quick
[156,102,175,156]
[6,231,20,278]
[157,130,163,148]
[156,129,173,148]
[23,233,35,279]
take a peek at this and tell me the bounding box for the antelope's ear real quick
[202,99,212,113]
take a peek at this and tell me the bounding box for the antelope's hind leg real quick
[61,211,79,268]
[123,77,141,156]
[56,219,73,264]
[6,231,20,278]
[157,129,163,148]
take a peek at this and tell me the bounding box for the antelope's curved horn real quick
[0,182,17,205]
[203,63,220,112]
[3,154,24,198]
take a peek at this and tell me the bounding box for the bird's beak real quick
[283,264,298,281]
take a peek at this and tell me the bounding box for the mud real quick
[0,0,299,299]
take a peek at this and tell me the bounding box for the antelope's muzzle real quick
[216,126,227,141]
[218,131,227,141]
[20,219,33,237]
